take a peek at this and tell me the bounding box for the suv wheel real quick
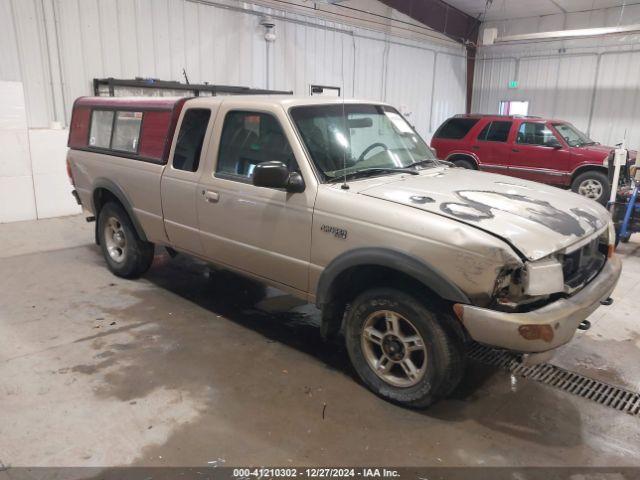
[98,202,155,278]
[345,288,464,408]
[452,158,475,169]
[571,170,610,205]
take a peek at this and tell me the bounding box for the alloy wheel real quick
[360,310,427,388]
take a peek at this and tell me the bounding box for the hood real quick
[577,144,614,155]
[357,168,609,261]
[573,144,637,163]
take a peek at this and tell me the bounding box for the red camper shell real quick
[68,96,188,164]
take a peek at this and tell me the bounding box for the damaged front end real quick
[453,220,620,357]
[489,221,614,314]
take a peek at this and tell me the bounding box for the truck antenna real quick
[182,68,190,85]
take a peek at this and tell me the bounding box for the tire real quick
[571,170,610,206]
[98,202,155,278]
[345,288,464,408]
[452,158,475,169]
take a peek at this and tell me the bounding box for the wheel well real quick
[92,188,123,245]
[93,188,121,216]
[320,265,466,342]
[448,154,478,169]
[571,165,608,184]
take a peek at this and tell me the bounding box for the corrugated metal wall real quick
[473,4,640,149]
[1,0,467,139]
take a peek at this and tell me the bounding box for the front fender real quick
[315,247,471,309]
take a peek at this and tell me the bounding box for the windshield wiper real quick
[405,158,440,169]
[328,167,419,183]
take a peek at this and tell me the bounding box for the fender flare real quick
[315,247,470,309]
[92,178,148,242]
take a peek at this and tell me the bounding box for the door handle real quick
[471,145,480,150]
[512,148,520,152]
[202,190,220,203]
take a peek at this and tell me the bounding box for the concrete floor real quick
[1,215,640,468]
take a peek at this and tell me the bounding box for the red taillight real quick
[66,157,75,186]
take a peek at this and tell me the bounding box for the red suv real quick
[431,115,633,205]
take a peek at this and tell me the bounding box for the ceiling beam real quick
[377,0,481,44]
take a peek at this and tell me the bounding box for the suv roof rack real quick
[454,113,542,119]
[93,77,293,97]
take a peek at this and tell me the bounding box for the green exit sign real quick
[508,80,519,89]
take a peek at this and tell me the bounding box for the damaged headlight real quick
[522,258,564,296]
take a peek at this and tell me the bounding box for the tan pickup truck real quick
[66,95,621,408]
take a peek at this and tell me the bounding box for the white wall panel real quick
[384,43,435,138]
[471,57,516,114]
[590,51,640,149]
[554,54,598,132]
[431,53,466,136]
[0,0,21,82]
[0,81,37,223]
[352,35,386,101]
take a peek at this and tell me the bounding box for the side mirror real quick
[253,161,304,193]
[546,138,563,149]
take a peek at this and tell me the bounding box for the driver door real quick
[196,104,316,293]
[508,121,571,185]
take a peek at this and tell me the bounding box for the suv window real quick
[434,118,479,139]
[478,121,512,142]
[516,122,557,146]
[173,109,211,172]
[217,111,296,179]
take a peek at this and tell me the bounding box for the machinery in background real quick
[608,146,640,244]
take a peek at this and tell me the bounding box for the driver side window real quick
[516,122,558,146]
[216,111,298,180]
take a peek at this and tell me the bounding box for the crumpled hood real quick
[357,168,609,261]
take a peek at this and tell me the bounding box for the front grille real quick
[561,238,605,291]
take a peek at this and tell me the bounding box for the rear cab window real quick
[477,121,512,142]
[89,109,143,153]
[69,97,188,164]
[434,118,479,139]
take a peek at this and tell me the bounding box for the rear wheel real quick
[571,170,610,205]
[345,288,464,408]
[98,202,154,278]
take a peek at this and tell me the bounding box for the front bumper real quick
[457,255,622,353]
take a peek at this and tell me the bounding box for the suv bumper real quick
[457,255,622,353]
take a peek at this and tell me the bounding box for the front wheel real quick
[571,170,610,206]
[345,288,464,409]
[98,202,155,278]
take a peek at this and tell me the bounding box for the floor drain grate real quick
[467,343,640,416]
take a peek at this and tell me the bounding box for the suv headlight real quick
[523,258,564,296]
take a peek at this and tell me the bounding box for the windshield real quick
[552,123,596,147]
[290,104,437,181]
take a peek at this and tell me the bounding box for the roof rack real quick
[454,113,542,119]
[93,77,293,97]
